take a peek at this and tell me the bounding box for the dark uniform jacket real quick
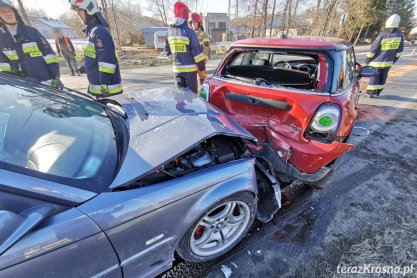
[366,28,404,68]
[84,18,122,96]
[0,24,59,82]
[164,21,206,74]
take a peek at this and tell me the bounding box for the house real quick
[141,27,169,49]
[31,18,77,39]
[205,13,228,42]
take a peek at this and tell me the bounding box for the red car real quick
[200,37,375,188]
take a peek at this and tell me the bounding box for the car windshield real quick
[0,76,117,192]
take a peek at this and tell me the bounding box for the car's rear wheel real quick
[177,192,256,262]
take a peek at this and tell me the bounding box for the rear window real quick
[0,78,117,192]
[221,50,331,92]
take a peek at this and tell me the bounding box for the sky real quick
[13,0,417,20]
[14,0,230,19]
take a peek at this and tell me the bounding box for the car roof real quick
[232,36,351,51]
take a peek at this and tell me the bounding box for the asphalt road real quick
[62,46,417,277]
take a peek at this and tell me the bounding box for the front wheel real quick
[176,192,256,262]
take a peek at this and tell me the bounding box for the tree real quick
[149,0,172,26]
[60,12,85,38]
[386,0,416,30]
[26,8,47,18]
[15,0,31,25]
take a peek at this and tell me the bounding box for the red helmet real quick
[190,12,203,24]
[174,2,190,20]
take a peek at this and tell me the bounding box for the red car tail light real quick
[306,103,342,141]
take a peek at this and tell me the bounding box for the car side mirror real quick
[359,66,376,78]
[0,205,56,255]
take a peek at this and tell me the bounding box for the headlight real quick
[307,103,342,140]
[199,82,210,101]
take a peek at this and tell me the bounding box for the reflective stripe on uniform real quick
[369,61,393,68]
[367,52,375,58]
[173,64,198,73]
[0,63,12,72]
[168,36,190,45]
[85,42,96,58]
[22,42,41,53]
[99,62,117,74]
[43,54,59,64]
[194,53,205,63]
[380,37,401,50]
[366,84,385,90]
[3,50,19,61]
[89,83,123,95]
[396,52,402,58]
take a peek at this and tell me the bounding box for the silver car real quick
[0,75,281,278]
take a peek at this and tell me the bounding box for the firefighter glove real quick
[51,78,64,90]
[100,84,109,95]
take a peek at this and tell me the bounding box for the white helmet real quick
[0,0,15,9]
[69,0,100,15]
[385,14,401,28]
[0,0,24,24]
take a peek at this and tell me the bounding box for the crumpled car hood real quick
[110,87,255,188]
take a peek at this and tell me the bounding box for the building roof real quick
[233,36,351,51]
[32,18,70,29]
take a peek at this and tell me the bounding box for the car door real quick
[0,187,121,278]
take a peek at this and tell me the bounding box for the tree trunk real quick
[263,0,269,37]
[281,0,290,34]
[286,0,292,33]
[251,0,258,38]
[349,21,359,42]
[310,0,322,35]
[156,0,168,26]
[316,0,322,12]
[110,0,122,53]
[270,0,277,37]
[354,24,365,46]
[16,0,31,26]
[228,0,231,40]
[320,0,338,36]
[236,0,239,20]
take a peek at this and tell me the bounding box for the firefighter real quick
[364,14,404,97]
[164,2,206,93]
[0,0,62,88]
[189,13,210,61]
[189,12,210,85]
[69,0,123,97]
[55,28,80,76]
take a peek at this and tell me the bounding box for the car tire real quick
[176,191,256,263]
